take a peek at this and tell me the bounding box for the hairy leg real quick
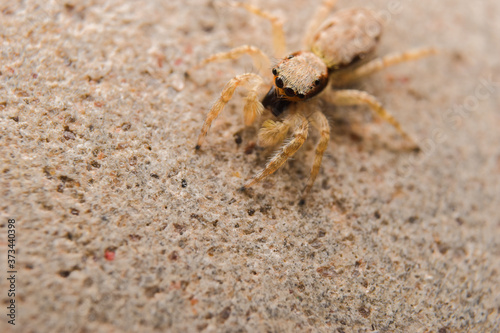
[232,2,287,58]
[325,89,419,149]
[303,0,338,46]
[195,73,265,149]
[333,47,437,84]
[302,110,330,198]
[192,45,272,78]
[242,112,309,189]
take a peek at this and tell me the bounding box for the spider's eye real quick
[275,77,284,88]
[284,88,295,97]
[272,68,278,76]
[297,93,305,99]
[314,79,320,86]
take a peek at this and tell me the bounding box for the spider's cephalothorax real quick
[194,1,436,202]
[262,51,328,117]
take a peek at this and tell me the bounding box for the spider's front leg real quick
[302,109,330,200]
[195,73,265,149]
[242,112,309,190]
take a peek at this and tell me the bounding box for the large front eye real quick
[284,88,295,97]
[275,77,284,88]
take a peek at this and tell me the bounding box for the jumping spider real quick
[194,0,435,202]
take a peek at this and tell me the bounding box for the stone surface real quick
[0,0,499,332]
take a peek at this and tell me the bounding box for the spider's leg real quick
[302,110,330,199]
[195,73,265,149]
[232,3,286,58]
[334,47,437,84]
[192,45,272,78]
[303,0,338,46]
[325,89,419,150]
[242,112,309,189]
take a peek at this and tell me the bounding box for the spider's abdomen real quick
[310,8,383,70]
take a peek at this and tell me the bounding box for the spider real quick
[194,0,435,203]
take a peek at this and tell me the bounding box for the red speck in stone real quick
[400,76,410,83]
[174,58,183,66]
[386,74,410,84]
[156,54,166,68]
[105,250,115,261]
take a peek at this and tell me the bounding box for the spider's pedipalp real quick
[258,119,291,147]
[302,109,330,198]
[333,47,438,85]
[243,112,309,189]
[195,73,265,149]
[325,89,419,150]
[244,85,265,126]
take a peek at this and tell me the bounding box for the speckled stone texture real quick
[1,0,499,332]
